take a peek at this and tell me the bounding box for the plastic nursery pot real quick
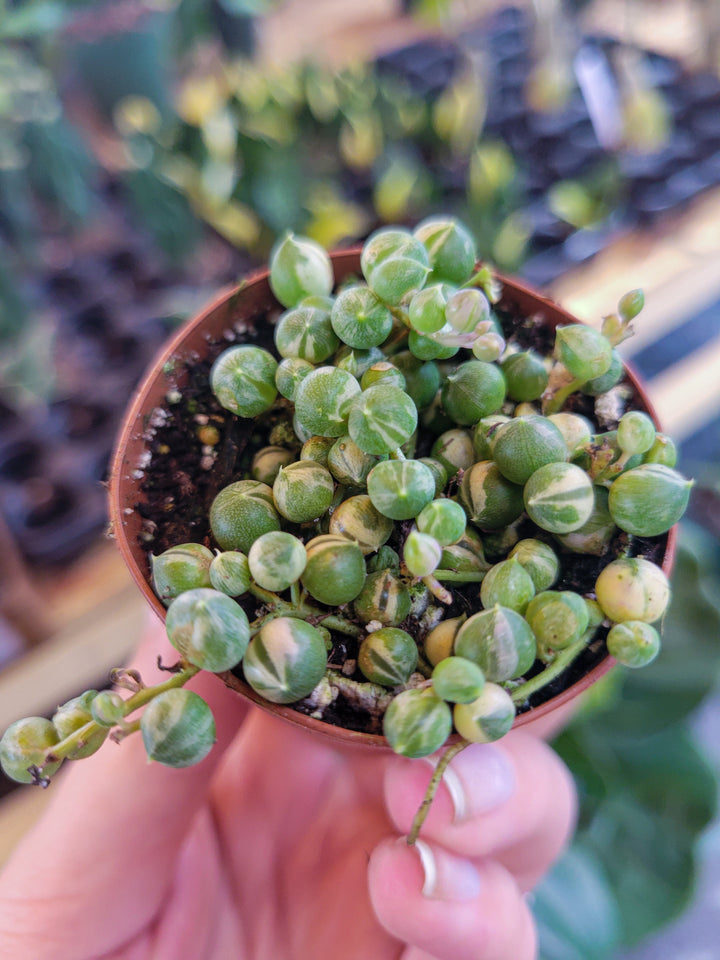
[109,250,677,749]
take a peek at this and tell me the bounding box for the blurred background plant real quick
[1,2,720,957]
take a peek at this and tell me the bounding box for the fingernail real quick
[424,743,516,823]
[411,838,481,901]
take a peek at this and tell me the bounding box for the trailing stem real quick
[407,739,471,845]
[42,664,200,769]
[509,629,595,705]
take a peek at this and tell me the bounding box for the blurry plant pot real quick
[109,250,676,749]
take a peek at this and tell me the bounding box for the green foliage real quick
[0,1,66,40]
[535,527,720,956]
[123,168,203,261]
[535,845,621,960]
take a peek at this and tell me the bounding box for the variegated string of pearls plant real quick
[0,219,692,844]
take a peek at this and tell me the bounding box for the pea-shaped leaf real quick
[455,606,536,681]
[294,365,361,438]
[607,621,660,668]
[383,688,452,757]
[151,543,213,606]
[595,558,670,624]
[358,628,418,686]
[210,481,281,553]
[361,227,430,305]
[165,588,250,672]
[524,462,595,534]
[302,535,366,605]
[0,717,62,784]
[243,617,327,704]
[492,415,568,485]
[141,689,216,768]
[269,232,333,308]
[329,494,393,555]
[273,460,334,522]
[460,461,524,531]
[414,216,477,284]
[367,459,435,520]
[248,531,307,592]
[331,286,393,349]
[210,345,278,418]
[274,302,339,363]
[432,656,485,703]
[354,569,411,626]
[348,384,418,455]
[608,464,692,537]
[441,360,506,425]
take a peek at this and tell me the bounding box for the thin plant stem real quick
[249,583,283,606]
[594,451,632,484]
[510,631,592,705]
[407,739,471,845]
[43,664,200,767]
[544,376,585,415]
[422,575,453,604]
[433,570,486,583]
[122,665,201,715]
[316,614,362,637]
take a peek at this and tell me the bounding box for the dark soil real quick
[137,290,668,734]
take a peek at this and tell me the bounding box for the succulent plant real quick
[1,217,690,845]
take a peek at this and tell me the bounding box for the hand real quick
[0,621,576,960]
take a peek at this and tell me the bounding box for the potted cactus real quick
[0,218,690,840]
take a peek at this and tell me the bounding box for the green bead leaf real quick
[302,535,366,605]
[555,325,613,382]
[440,360,506,426]
[414,216,477,284]
[272,460,334,522]
[608,464,692,537]
[492,415,568,486]
[348,384,418,455]
[367,459,436,520]
[358,628,418,686]
[274,302,339,363]
[151,543,213,606]
[166,588,250,672]
[524,462,595,534]
[210,345,278,418]
[243,617,327,704]
[331,286,393,349]
[248,531,307,592]
[383,688,452,758]
[269,232,333,308]
[361,227,430,305]
[210,481,281,553]
[455,606,536,681]
[141,689,216,768]
[453,682,515,742]
[294,365,361,437]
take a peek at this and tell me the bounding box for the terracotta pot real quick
[109,250,676,748]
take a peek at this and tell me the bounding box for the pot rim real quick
[109,249,677,747]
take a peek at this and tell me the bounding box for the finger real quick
[0,618,249,960]
[368,837,536,960]
[384,732,576,890]
[399,950,442,960]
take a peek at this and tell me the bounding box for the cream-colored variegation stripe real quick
[525,473,591,506]
[255,623,300,692]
